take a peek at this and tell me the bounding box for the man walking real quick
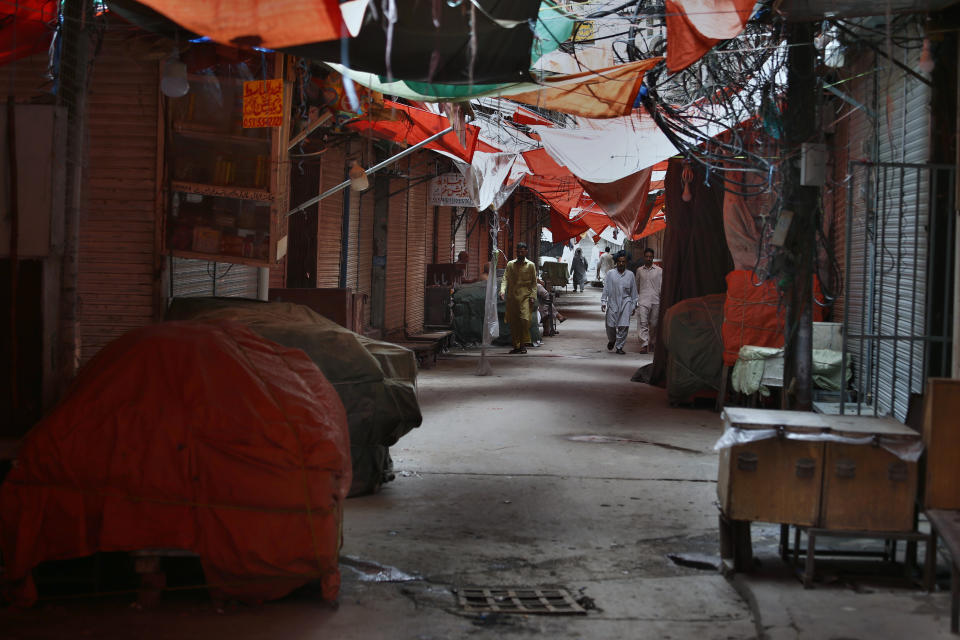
[596,246,615,281]
[571,247,588,292]
[634,248,662,354]
[601,251,638,355]
[499,242,538,354]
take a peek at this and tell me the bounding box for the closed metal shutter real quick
[79,29,161,364]
[346,187,362,290]
[436,207,453,263]
[843,40,931,421]
[405,174,428,334]
[357,187,375,329]
[454,207,468,257]
[170,256,260,298]
[384,181,407,332]
[317,145,345,287]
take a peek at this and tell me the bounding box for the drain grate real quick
[456,587,587,615]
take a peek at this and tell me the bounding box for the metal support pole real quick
[56,0,94,397]
[285,126,455,218]
[783,21,819,410]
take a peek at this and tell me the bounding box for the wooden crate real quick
[719,408,921,531]
[821,442,917,531]
[718,438,823,526]
[923,378,960,509]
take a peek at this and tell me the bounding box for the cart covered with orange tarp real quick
[0,321,351,606]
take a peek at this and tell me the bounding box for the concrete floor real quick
[3,286,957,638]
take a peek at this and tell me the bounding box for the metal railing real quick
[841,161,955,420]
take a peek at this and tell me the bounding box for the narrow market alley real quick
[4,288,956,639]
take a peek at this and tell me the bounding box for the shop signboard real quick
[429,173,475,207]
[243,79,284,128]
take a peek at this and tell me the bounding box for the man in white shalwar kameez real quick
[601,252,638,354]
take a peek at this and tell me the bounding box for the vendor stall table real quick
[717,408,927,585]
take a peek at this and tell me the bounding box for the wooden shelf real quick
[173,123,270,146]
[171,181,272,202]
[169,249,270,268]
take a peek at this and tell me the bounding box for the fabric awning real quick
[346,100,481,164]
[531,114,679,184]
[288,0,542,85]
[548,208,590,244]
[665,0,756,73]
[571,210,614,236]
[634,196,666,239]
[578,168,653,238]
[522,174,583,215]
[330,57,661,119]
[506,58,661,119]
[122,0,344,47]
[0,0,57,67]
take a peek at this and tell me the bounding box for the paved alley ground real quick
[3,286,957,639]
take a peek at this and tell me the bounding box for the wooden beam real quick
[287,111,332,152]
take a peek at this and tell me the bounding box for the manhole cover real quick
[456,587,587,615]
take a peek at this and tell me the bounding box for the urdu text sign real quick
[429,173,475,207]
[243,79,283,128]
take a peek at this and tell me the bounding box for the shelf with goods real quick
[161,51,291,267]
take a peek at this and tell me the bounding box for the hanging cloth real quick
[665,0,756,73]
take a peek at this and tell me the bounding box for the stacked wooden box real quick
[718,408,921,532]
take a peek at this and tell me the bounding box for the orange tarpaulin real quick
[665,0,755,73]
[507,58,662,119]
[548,208,590,244]
[721,270,827,366]
[0,321,351,606]
[133,0,344,48]
[513,107,555,127]
[522,173,583,215]
[634,196,666,239]
[522,148,572,179]
[347,100,481,164]
[578,168,653,237]
[0,0,56,67]
[572,210,615,235]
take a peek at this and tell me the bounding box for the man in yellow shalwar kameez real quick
[499,242,538,354]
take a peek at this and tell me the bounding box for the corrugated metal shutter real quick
[436,207,452,263]
[357,186,374,329]
[79,29,160,364]
[170,256,259,298]
[384,181,408,332]
[843,51,873,408]
[844,41,931,421]
[875,41,930,422]
[317,145,345,287]
[405,173,428,334]
[346,187,361,290]
[7,52,51,100]
[454,207,468,257]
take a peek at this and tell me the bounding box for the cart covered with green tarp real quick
[451,281,541,347]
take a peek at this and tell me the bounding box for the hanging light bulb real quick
[349,161,370,192]
[917,38,935,74]
[161,52,190,98]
